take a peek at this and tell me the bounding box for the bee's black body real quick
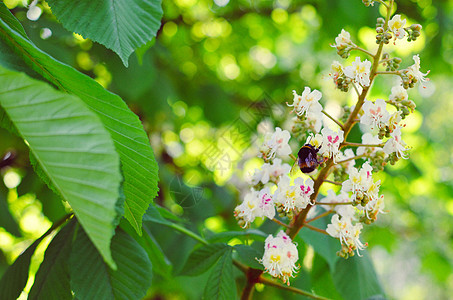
[297,144,320,173]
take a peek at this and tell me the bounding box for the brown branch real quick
[341,142,385,148]
[304,223,328,235]
[272,218,291,228]
[336,154,365,164]
[306,210,334,223]
[323,179,342,185]
[316,201,353,206]
[259,276,330,300]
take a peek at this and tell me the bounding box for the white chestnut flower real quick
[406,54,430,85]
[319,127,344,162]
[274,176,314,212]
[287,87,323,118]
[260,127,292,161]
[383,126,409,159]
[389,85,408,102]
[326,214,367,256]
[344,57,371,86]
[388,14,407,40]
[360,99,390,131]
[260,231,299,285]
[357,133,383,156]
[234,188,275,227]
[248,158,291,185]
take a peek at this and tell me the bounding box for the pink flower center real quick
[327,135,339,144]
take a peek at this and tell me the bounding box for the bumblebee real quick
[297,144,322,173]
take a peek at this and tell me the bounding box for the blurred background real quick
[1,0,452,299]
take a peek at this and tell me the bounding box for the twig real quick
[323,179,342,185]
[306,210,334,223]
[352,83,361,97]
[316,201,353,206]
[259,276,330,300]
[354,46,374,57]
[272,218,291,228]
[342,142,385,148]
[304,223,328,235]
[322,109,344,130]
[375,0,389,9]
[336,154,365,164]
[375,70,401,75]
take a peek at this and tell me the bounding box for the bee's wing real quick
[305,152,317,168]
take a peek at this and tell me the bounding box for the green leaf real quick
[0,12,160,235]
[180,243,231,276]
[234,244,263,270]
[143,203,177,226]
[28,220,75,300]
[0,66,121,268]
[120,219,172,279]
[0,181,21,237]
[299,214,339,270]
[203,247,236,300]
[0,231,48,299]
[69,224,153,300]
[46,0,163,67]
[332,251,385,300]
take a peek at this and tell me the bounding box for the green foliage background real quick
[0,0,452,299]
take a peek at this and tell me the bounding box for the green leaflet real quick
[203,247,237,300]
[0,66,121,268]
[46,0,163,67]
[70,224,153,300]
[0,6,160,235]
[28,220,75,300]
[333,251,385,300]
[180,243,231,276]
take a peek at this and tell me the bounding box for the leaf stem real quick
[166,223,209,245]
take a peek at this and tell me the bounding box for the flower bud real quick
[411,24,422,31]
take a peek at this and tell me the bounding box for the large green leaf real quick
[180,243,231,276]
[0,219,56,300]
[233,244,263,270]
[0,66,121,267]
[69,224,153,300]
[0,181,21,237]
[46,0,163,67]
[28,220,75,300]
[0,9,159,235]
[299,214,339,271]
[333,251,385,300]
[203,247,236,300]
[120,219,172,279]
[0,241,38,300]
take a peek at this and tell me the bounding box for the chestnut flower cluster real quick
[234,0,429,285]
